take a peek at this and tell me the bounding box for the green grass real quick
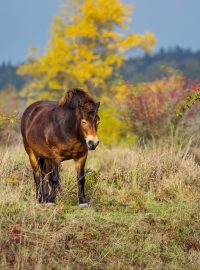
[0,139,200,269]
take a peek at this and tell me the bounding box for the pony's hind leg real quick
[42,159,53,203]
[48,161,60,203]
[27,150,43,203]
[39,158,50,203]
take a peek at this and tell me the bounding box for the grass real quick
[0,138,200,269]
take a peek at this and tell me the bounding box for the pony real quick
[21,88,100,207]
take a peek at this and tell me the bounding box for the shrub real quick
[122,69,200,139]
[98,96,136,145]
[0,87,20,144]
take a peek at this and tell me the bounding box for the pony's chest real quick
[52,141,87,161]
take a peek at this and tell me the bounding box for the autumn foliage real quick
[17,0,156,101]
[122,70,200,139]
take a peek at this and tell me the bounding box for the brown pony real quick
[21,88,100,206]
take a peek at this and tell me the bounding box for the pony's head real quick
[59,89,100,150]
[78,99,100,150]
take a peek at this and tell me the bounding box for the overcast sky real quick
[0,0,199,64]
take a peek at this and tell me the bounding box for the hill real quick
[0,62,26,91]
[121,47,200,83]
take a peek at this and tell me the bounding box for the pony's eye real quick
[81,119,87,125]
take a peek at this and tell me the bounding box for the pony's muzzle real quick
[86,137,99,150]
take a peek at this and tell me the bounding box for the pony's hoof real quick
[79,203,89,208]
[46,202,56,206]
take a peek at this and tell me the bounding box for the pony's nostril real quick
[88,140,94,147]
[86,139,99,150]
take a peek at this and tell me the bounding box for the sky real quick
[0,0,199,64]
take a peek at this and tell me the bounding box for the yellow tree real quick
[18,0,156,101]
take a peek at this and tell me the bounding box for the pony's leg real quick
[42,159,61,203]
[48,161,59,203]
[27,150,42,203]
[74,154,88,206]
[39,158,50,203]
[42,177,49,203]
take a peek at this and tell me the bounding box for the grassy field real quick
[0,137,200,269]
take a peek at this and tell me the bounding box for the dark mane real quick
[58,88,96,109]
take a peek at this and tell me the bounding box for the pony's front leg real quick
[74,154,88,207]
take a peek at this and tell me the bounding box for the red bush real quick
[123,71,200,139]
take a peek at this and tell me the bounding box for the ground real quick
[0,138,200,269]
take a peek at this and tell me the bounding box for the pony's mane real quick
[58,88,95,108]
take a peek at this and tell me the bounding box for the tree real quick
[18,0,156,101]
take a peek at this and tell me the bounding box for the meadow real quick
[0,136,200,269]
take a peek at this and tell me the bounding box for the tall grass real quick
[0,138,200,269]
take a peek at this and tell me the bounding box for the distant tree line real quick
[120,47,200,83]
[0,62,26,91]
[1,47,200,91]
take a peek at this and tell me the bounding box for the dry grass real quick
[0,138,200,269]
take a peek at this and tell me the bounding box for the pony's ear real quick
[96,102,100,109]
